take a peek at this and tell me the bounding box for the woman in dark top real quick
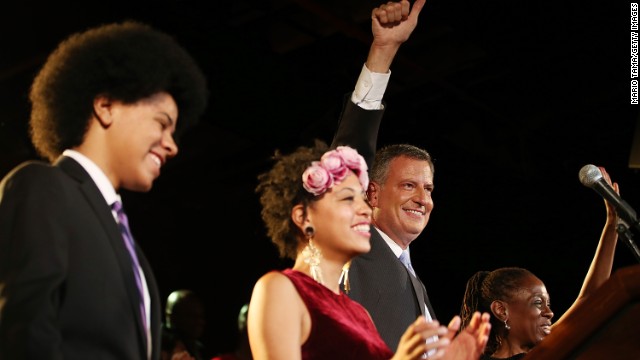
[459,166,619,360]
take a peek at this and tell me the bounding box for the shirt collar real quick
[62,149,119,206]
[373,226,406,258]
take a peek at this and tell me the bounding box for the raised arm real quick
[367,0,426,73]
[331,0,426,167]
[556,166,619,325]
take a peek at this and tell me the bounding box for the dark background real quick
[1,0,639,356]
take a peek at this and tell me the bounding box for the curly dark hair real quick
[256,140,329,260]
[29,20,208,162]
[459,267,535,356]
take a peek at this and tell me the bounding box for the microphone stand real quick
[617,221,640,263]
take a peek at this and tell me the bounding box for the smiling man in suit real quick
[0,21,207,360]
[331,0,455,356]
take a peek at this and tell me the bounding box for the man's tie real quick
[112,200,147,330]
[399,250,416,277]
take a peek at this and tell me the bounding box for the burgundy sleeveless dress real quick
[282,269,394,359]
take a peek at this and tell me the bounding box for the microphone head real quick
[579,164,603,187]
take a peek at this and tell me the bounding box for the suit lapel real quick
[56,156,149,355]
[136,247,161,359]
[422,282,437,321]
[371,228,435,320]
[409,260,437,321]
[408,274,427,317]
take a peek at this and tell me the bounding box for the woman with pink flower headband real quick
[248,140,491,359]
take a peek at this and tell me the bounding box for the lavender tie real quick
[112,200,147,330]
[399,250,416,277]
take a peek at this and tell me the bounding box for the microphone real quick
[579,164,640,232]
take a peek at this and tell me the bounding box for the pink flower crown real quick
[302,146,369,196]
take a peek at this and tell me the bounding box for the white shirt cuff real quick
[351,64,390,110]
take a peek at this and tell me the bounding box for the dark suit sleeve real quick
[330,93,385,169]
[0,162,68,359]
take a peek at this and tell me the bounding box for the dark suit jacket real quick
[0,156,161,360]
[331,95,436,352]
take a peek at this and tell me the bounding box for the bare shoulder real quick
[250,270,305,325]
[255,271,294,290]
[252,271,300,303]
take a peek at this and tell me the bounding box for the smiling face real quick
[368,156,433,248]
[105,92,179,192]
[505,274,554,350]
[307,172,373,261]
